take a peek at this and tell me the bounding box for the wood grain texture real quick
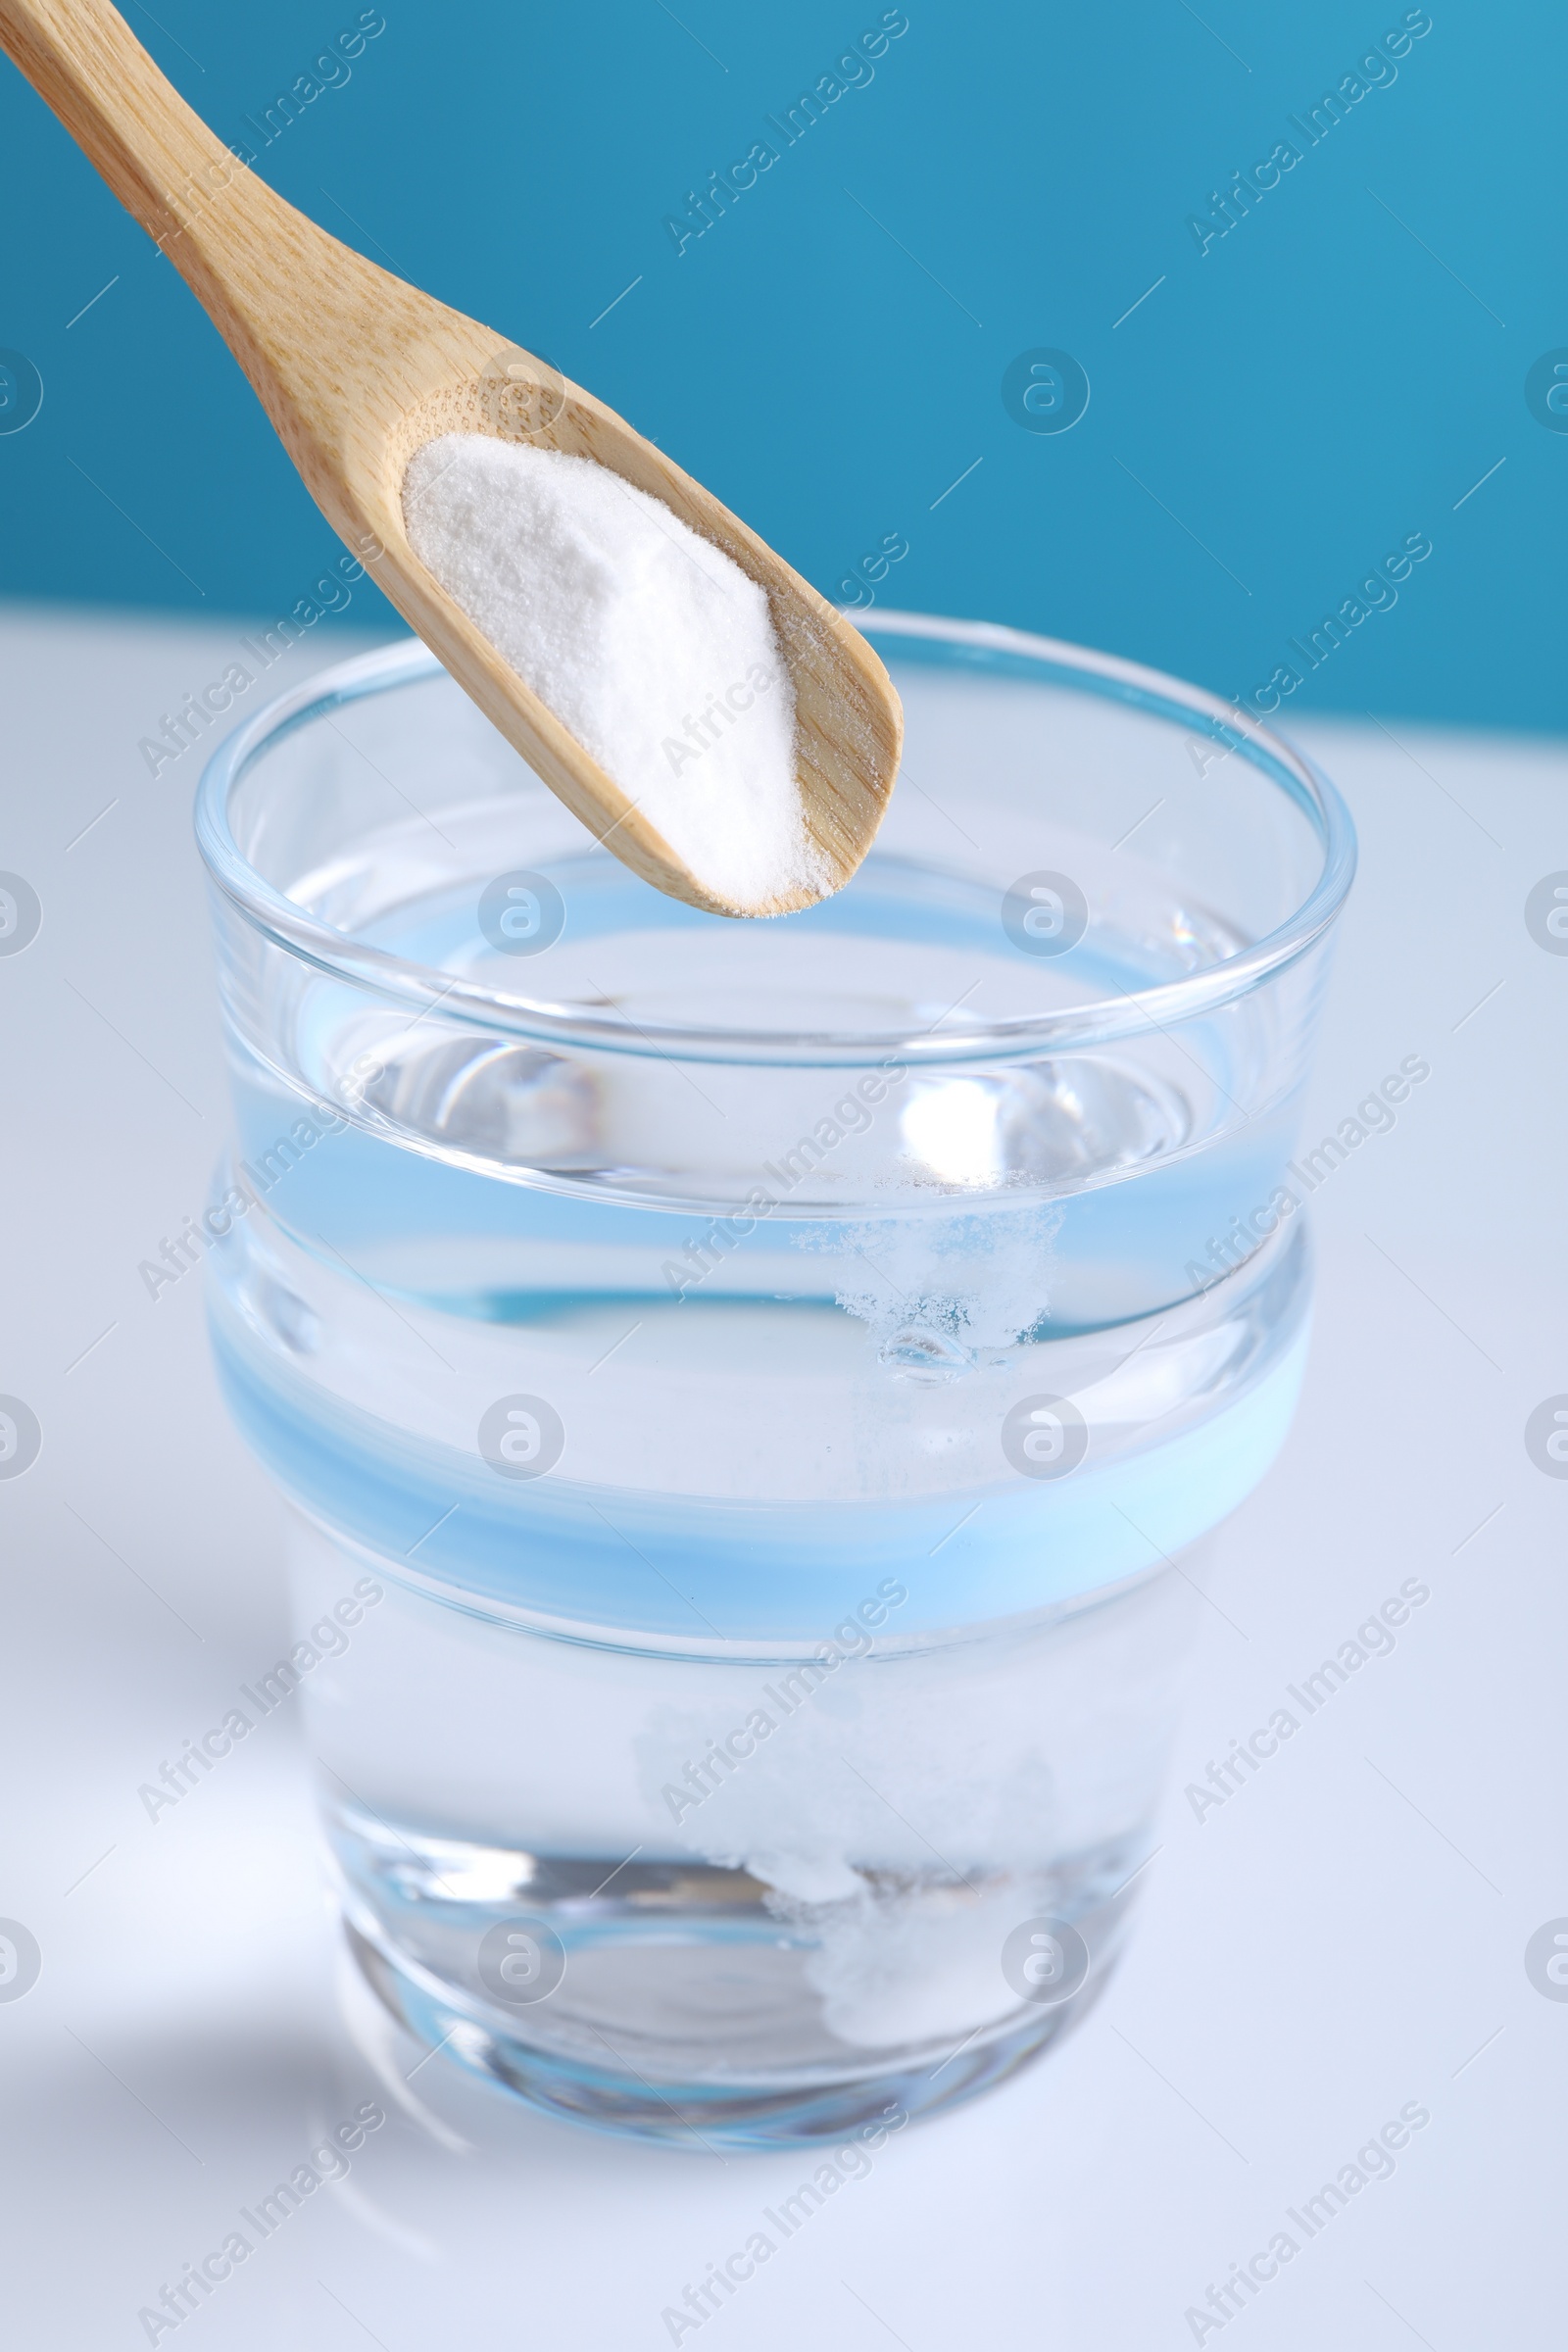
[0,0,904,915]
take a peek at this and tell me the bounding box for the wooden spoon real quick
[0,0,903,916]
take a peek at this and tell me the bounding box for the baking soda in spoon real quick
[403,435,830,915]
[1,4,904,915]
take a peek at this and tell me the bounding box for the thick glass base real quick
[335,1817,1137,2149]
[344,1915,1119,2149]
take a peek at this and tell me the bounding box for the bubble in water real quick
[258,1276,321,1355]
[360,1036,599,1166]
[878,1326,975,1384]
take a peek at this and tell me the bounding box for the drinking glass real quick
[194,613,1354,2146]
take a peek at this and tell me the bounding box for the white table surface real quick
[1,604,1562,2350]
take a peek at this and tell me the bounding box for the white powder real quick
[402,433,827,913]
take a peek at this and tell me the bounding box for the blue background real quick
[0,0,1560,730]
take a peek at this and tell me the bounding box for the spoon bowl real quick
[0,0,904,914]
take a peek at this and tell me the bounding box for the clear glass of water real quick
[194,612,1354,2147]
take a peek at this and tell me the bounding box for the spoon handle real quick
[0,2,319,299]
[0,0,434,521]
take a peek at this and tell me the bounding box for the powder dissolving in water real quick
[402,434,829,913]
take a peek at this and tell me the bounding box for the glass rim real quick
[193,613,1357,1068]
